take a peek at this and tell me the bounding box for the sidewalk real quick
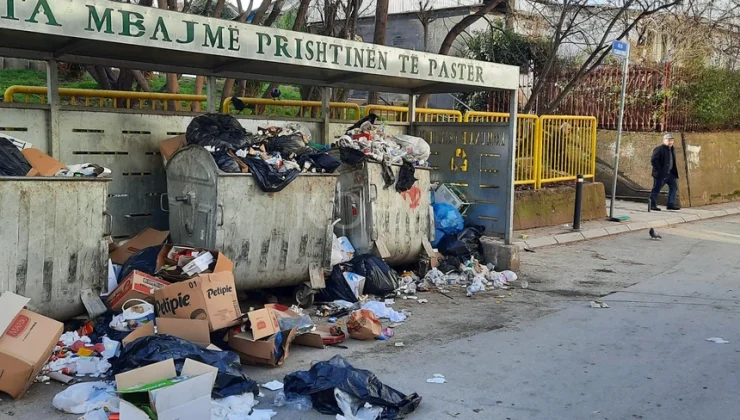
[513,199,740,249]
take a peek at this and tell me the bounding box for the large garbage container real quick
[334,161,434,265]
[165,146,338,306]
[0,177,111,320]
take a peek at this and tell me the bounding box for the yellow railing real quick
[463,111,541,187]
[223,97,361,120]
[365,105,463,122]
[538,116,597,188]
[3,85,207,111]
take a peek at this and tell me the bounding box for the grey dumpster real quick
[0,177,111,320]
[334,161,434,265]
[165,146,337,306]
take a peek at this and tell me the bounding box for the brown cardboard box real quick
[109,228,170,265]
[228,329,296,367]
[293,325,345,349]
[0,292,63,400]
[122,318,211,348]
[347,309,382,340]
[106,271,171,312]
[154,271,242,331]
[155,245,234,282]
[21,148,66,176]
[247,307,280,340]
[159,135,187,163]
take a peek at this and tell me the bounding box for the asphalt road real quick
[3,216,739,419]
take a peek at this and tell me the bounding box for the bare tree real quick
[368,0,390,105]
[415,0,438,52]
[417,0,506,107]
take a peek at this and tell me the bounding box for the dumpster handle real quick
[217,204,224,227]
[160,193,169,212]
[103,212,112,236]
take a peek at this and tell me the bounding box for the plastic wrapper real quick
[277,314,314,335]
[339,147,367,165]
[242,156,300,193]
[433,202,464,235]
[392,134,431,163]
[111,334,259,398]
[0,137,32,176]
[282,355,421,419]
[316,266,359,303]
[213,150,242,173]
[273,391,313,411]
[350,255,399,296]
[117,244,164,283]
[395,163,417,192]
[52,382,119,415]
[186,113,250,151]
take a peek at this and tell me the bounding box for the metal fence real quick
[365,105,464,122]
[538,116,597,188]
[222,97,361,120]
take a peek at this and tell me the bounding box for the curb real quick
[514,205,740,250]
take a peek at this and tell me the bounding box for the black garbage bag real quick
[112,334,259,398]
[89,310,131,344]
[212,150,241,173]
[350,255,399,296]
[266,134,313,157]
[459,225,486,263]
[346,113,379,132]
[186,113,249,151]
[395,163,417,193]
[339,147,366,165]
[283,355,421,419]
[315,265,358,303]
[298,152,341,174]
[437,235,471,267]
[118,244,164,283]
[242,156,300,193]
[0,137,32,176]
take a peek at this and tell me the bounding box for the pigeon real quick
[649,228,662,240]
[230,96,255,113]
[270,88,281,100]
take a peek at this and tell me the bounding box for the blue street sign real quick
[611,40,629,58]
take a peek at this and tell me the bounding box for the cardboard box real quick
[228,329,296,367]
[159,135,187,164]
[110,228,170,265]
[0,292,63,399]
[21,148,66,176]
[294,325,345,349]
[116,358,217,420]
[107,271,171,312]
[156,245,233,281]
[247,307,280,340]
[154,272,241,331]
[122,318,211,348]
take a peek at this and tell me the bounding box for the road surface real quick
[3,216,739,419]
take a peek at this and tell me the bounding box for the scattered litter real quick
[418,299,428,304]
[706,337,730,344]
[362,301,407,323]
[426,374,447,384]
[262,381,284,391]
[273,391,313,411]
[52,382,118,415]
[384,299,396,305]
[212,393,277,419]
[347,310,383,340]
[403,295,419,300]
[590,301,610,308]
[335,388,383,420]
[394,342,405,347]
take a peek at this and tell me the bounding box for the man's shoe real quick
[650,206,661,211]
[667,205,681,210]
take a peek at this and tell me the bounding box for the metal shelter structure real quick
[0,0,520,243]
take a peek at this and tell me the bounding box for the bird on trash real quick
[231,96,255,114]
[649,228,662,240]
[346,113,379,132]
[270,88,281,100]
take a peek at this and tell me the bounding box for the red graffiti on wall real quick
[401,186,422,209]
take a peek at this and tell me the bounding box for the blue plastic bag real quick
[433,202,464,236]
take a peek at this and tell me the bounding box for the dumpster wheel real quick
[294,284,315,308]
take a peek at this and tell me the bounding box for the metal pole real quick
[46,59,60,158]
[504,89,518,245]
[206,75,217,113]
[321,86,331,145]
[573,174,584,230]
[408,93,417,135]
[609,48,629,219]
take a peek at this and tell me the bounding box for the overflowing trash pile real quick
[0,133,111,177]
[180,113,341,192]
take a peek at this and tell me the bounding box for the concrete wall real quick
[597,130,740,207]
[514,182,606,230]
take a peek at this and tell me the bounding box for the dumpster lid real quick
[0,1,518,94]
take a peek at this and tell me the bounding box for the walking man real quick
[650,133,680,211]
